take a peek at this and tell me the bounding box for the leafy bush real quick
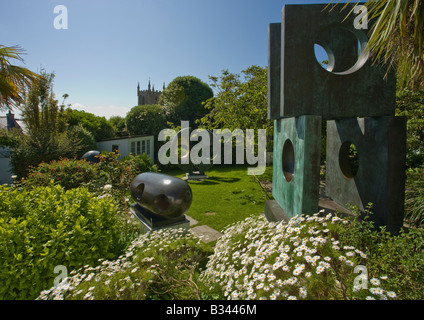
[0,183,129,300]
[338,208,424,300]
[10,128,98,178]
[404,167,424,227]
[87,152,158,205]
[67,124,98,157]
[124,152,158,175]
[21,158,99,190]
[35,211,424,300]
[200,213,397,300]
[37,228,212,300]
[20,152,157,194]
[396,87,424,168]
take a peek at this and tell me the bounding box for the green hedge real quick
[0,183,125,300]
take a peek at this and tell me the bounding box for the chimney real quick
[6,111,15,130]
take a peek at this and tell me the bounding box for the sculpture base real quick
[264,199,352,224]
[185,172,207,180]
[130,204,190,233]
[264,200,289,223]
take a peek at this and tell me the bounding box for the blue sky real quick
[1,0,340,119]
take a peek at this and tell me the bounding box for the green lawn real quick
[167,165,272,232]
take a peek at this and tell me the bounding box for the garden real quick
[0,150,423,300]
[1,1,424,299]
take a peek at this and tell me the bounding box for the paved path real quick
[185,215,224,244]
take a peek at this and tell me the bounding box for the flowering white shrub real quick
[200,212,396,300]
[36,211,398,300]
[37,227,209,300]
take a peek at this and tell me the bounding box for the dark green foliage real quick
[159,76,213,127]
[0,127,21,149]
[199,66,272,140]
[67,124,98,157]
[10,128,98,178]
[122,152,158,174]
[66,109,115,141]
[396,87,424,168]
[109,115,128,137]
[126,104,166,137]
[338,207,424,300]
[405,167,424,227]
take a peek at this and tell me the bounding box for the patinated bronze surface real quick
[130,172,192,219]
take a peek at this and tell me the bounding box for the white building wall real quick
[97,136,154,162]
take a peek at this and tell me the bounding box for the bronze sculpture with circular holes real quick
[266,3,406,234]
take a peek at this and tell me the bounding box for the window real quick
[142,140,146,155]
[137,141,141,155]
[131,142,136,155]
[146,139,151,156]
[112,145,119,154]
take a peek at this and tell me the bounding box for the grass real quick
[166,165,272,232]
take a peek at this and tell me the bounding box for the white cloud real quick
[70,102,130,119]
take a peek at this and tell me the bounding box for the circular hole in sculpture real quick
[135,183,144,201]
[154,194,170,213]
[314,26,369,75]
[314,44,332,71]
[339,141,359,179]
[282,139,295,182]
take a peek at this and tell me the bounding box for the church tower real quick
[137,80,164,106]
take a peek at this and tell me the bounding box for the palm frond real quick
[0,45,41,111]
[327,0,424,89]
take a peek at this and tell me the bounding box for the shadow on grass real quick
[206,176,241,183]
[187,176,241,186]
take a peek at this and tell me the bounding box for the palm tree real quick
[330,0,424,89]
[0,45,41,111]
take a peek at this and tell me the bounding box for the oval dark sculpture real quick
[82,150,100,163]
[130,172,192,219]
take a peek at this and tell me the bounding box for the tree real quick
[67,124,98,156]
[0,45,41,111]
[22,70,67,134]
[66,109,115,141]
[126,104,166,137]
[158,76,213,127]
[199,65,272,139]
[10,71,97,177]
[332,0,424,89]
[109,115,128,137]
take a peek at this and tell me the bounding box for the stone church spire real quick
[137,79,162,106]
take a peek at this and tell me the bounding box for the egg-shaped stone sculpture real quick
[130,172,192,219]
[82,150,100,163]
